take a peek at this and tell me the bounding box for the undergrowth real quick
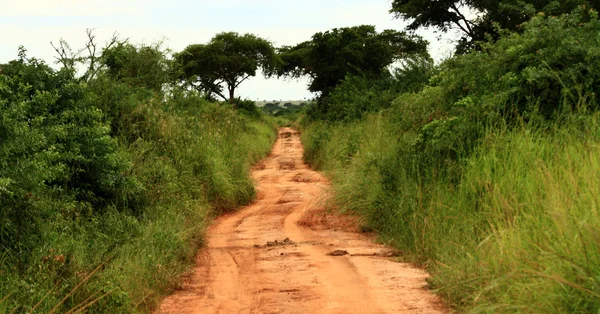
[0,46,276,312]
[301,8,600,313]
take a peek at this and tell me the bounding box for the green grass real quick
[0,98,277,313]
[302,112,600,313]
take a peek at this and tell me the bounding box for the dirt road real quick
[158,128,445,314]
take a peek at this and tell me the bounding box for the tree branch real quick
[50,39,77,72]
[234,75,251,88]
[450,3,475,38]
[214,89,228,101]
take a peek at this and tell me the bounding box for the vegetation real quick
[4,1,600,312]
[391,0,600,52]
[175,32,278,104]
[0,38,276,312]
[261,101,309,122]
[277,25,428,97]
[301,7,600,313]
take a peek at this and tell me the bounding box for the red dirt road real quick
[157,128,445,314]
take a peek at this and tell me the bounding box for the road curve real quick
[157,128,446,314]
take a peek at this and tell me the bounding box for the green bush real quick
[301,7,600,313]
[428,7,600,119]
[0,46,277,313]
[234,98,261,118]
[102,42,171,93]
[306,54,435,122]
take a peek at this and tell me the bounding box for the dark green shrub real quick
[0,45,276,312]
[102,42,171,93]
[235,99,261,118]
[308,54,435,122]
[434,7,600,119]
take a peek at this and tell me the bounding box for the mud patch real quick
[280,131,293,138]
[267,237,295,247]
[297,205,365,233]
[277,189,304,204]
[277,157,295,170]
[292,172,320,183]
[350,250,403,258]
[252,160,267,171]
[253,238,296,249]
[327,250,349,256]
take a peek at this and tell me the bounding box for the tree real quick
[277,25,428,97]
[101,41,171,92]
[390,0,597,53]
[175,32,278,104]
[51,29,118,82]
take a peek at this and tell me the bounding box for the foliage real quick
[278,25,428,97]
[390,0,598,52]
[0,42,276,313]
[261,101,309,119]
[309,55,435,122]
[175,32,278,103]
[101,41,172,93]
[303,112,600,313]
[233,99,261,119]
[302,7,600,313]
[419,6,600,122]
[0,54,134,265]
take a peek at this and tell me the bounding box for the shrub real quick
[301,7,600,313]
[0,47,276,312]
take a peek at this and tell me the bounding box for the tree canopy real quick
[175,32,277,103]
[278,25,428,97]
[390,0,597,53]
[101,42,171,92]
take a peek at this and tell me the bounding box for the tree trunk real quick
[228,85,235,105]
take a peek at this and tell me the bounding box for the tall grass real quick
[0,96,276,313]
[299,9,600,312]
[302,112,600,312]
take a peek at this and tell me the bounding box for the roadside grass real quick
[302,112,600,313]
[0,98,276,313]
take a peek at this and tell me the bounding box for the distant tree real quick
[277,25,428,97]
[175,32,278,104]
[390,0,597,53]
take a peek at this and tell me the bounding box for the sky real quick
[1,0,458,100]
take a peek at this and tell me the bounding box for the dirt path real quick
[157,128,445,314]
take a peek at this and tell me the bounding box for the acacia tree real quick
[175,32,277,104]
[277,25,428,98]
[390,0,596,53]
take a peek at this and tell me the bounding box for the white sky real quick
[1,0,458,100]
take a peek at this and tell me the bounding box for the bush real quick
[0,46,277,313]
[235,98,261,118]
[301,7,600,313]
[306,54,435,122]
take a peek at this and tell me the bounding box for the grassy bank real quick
[0,48,276,312]
[302,114,600,312]
[300,8,600,313]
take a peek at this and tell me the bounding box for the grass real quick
[302,112,600,313]
[0,98,277,313]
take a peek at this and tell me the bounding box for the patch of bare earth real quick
[157,128,447,314]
